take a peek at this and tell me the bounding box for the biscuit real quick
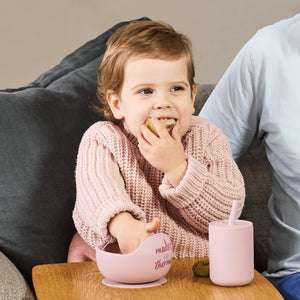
[145,117,176,136]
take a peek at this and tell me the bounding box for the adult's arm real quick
[199,36,263,160]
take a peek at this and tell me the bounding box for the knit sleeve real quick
[159,123,245,233]
[73,132,146,249]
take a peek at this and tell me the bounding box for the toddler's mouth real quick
[157,118,176,127]
[145,117,176,136]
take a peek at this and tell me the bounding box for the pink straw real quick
[228,200,239,225]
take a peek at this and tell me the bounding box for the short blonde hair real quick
[94,20,195,123]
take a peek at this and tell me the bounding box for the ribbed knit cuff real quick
[73,200,146,249]
[159,156,207,208]
[95,198,147,239]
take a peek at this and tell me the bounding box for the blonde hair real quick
[94,20,195,123]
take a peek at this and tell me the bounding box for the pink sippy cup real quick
[209,201,254,286]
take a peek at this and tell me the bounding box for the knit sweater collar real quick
[120,121,139,146]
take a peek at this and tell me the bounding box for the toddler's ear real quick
[191,84,197,114]
[192,84,197,105]
[106,90,124,120]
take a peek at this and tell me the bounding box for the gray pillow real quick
[0,17,149,290]
[0,251,35,300]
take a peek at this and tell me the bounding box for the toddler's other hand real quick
[108,212,160,254]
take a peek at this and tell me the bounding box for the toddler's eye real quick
[138,88,153,95]
[171,86,184,92]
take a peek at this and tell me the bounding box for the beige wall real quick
[1,0,299,89]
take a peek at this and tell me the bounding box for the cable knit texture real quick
[73,116,245,257]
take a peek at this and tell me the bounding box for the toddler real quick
[72,20,245,257]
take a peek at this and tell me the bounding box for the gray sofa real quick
[0,18,271,298]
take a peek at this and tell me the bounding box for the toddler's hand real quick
[138,118,187,187]
[108,212,161,254]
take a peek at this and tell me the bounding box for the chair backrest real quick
[195,84,272,272]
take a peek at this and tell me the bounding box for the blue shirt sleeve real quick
[199,36,262,160]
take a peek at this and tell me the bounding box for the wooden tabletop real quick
[32,257,283,300]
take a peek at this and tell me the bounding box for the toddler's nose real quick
[153,96,171,109]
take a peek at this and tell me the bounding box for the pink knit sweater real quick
[73,116,245,257]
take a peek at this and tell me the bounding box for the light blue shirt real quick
[200,14,300,279]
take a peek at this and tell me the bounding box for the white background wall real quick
[1,0,299,89]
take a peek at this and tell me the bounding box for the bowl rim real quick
[96,232,172,257]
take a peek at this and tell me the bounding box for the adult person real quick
[200,13,300,300]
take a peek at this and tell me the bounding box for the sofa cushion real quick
[238,142,272,272]
[0,17,149,289]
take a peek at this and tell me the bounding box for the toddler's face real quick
[108,57,196,138]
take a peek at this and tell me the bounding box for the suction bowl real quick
[96,233,173,284]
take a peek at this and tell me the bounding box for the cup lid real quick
[209,219,253,230]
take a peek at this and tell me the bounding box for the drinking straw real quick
[228,200,239,225]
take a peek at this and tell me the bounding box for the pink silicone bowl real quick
[96,233,173,284]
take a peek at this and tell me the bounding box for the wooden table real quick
[33,258,283,299]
